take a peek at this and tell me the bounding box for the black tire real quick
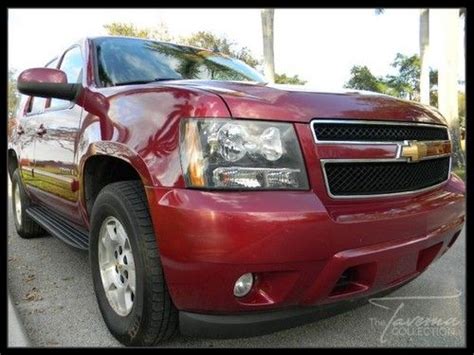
[11,169,45,239]
[90,180,178,346]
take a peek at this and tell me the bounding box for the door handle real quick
[17,126,25,135]
[36,125,47,136]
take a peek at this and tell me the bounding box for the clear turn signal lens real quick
[213,167,300,189]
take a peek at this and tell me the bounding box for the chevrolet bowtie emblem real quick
[401,140,452,162]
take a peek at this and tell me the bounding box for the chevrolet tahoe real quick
[8,36,465,346]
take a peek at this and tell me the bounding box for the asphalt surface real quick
[8,293,30,347]
[7,177,466,347]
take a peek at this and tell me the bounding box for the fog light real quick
[233,273,254,297]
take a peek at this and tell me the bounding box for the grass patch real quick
[453,166,466,181]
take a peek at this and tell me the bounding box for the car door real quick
[31,45,85,225]
[18,58,59,189]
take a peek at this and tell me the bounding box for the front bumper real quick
[179,277,413,338]
[145,174,465,315]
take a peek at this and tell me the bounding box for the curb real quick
[8,292,31,347]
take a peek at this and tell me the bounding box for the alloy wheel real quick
[98,216,136,316]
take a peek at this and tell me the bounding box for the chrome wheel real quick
[13,182,22,226]
[98,216,136,316]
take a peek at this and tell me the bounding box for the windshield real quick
[93,37,266,87]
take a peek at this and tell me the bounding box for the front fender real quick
[79,141,154,186]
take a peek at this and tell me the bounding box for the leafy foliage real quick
[458,91,465,128]
[429,69,438,106]
[103,22,173,42]
[453,166,465,181]
[345,53,439,102]
[384,53,420,100]
[8,69,19,119]
[275,73,307,85]
[104,23,154,38]
[345,65,386,93]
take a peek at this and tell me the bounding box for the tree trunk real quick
[261,9,275,83]
[419,9,430,104]
[437,9,465,168]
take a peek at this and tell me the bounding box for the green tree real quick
[274,73,307,85]
[104,22,173,42]
[384,53,420,100]
[104,22,155,38]
[375,9,430,104]
[458,91,465,128]
[345,53,439,101]
[429,69,438,106]
[8,69,19,119]
[344,65,386,93]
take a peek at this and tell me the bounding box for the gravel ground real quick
[7,177,466,347]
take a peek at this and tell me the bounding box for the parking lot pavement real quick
[7,178,465,347]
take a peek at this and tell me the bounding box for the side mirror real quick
[17,68,81,101]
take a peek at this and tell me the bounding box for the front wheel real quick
[90,181,178,346]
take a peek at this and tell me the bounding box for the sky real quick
[8,8,465,90]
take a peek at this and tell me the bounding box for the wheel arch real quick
[7,148,19,180]
[80,142,154,218]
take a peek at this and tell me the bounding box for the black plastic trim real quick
[17,82,81,102]
[179,280,413,339]
[26,205,89,250]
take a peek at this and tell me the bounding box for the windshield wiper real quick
[113,78,182,86]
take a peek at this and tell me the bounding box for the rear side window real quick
[27,57,59,115]
[50,46,83,109]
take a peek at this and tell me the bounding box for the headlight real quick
[179,118,309,190]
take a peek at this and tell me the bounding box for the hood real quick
[168,80,447,125]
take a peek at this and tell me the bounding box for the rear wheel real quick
[11,169,45,239]
[90,181,178,346]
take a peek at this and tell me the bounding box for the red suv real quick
[8,36,465,346]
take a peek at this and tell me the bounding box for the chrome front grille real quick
[311,120,452,199]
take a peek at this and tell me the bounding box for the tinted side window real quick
[50,46,83,109]
[27,57,59,114]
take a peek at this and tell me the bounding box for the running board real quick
[25,206,89,250]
